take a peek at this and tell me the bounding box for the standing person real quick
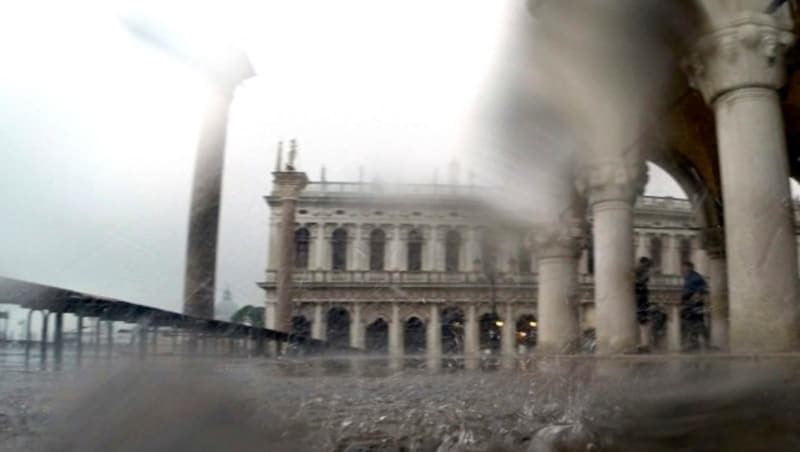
[680,261,709,351]
[635,257,654,351]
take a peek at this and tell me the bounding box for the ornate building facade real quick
[260,173,713,362]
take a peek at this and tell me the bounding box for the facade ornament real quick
[683,12,795,104]
[287,138,298,171]
[530,221,584,259]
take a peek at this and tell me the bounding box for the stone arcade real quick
[262,1,800,359]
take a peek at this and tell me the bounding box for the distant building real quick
[260,174,722,358]
[216,287,239,321]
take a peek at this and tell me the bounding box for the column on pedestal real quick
[576,160,645,354]
[267,218,281,270]
[666,303,682,352]
[388,304,404,357]
[685,14,799,351]
[532,222,583,354]
[273,171,309,333]
[311,303,326,340]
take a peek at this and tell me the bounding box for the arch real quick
[290,315,311,339]
[440,307,464,354]
[407,229,423,271]
[445,230,461,272]
[331,228,348,271]
[294,228,310,269]
[479,312,502,352]
[516,314,537,349]
[325,307,350,348]
[404,317,426,354]
[365,318,388,353]
[369,228,386,271]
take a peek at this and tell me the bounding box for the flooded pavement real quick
[3,349,800,451]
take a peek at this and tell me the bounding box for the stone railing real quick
[263,270,684,289]
[303,181,492,198]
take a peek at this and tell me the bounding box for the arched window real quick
[369,229,386,271]
[407,229,423,271]
[331,228,348,270]
[294,228,310,269]
[679,237,692,264]
[650,236,663,274]
[518,247,532,273]
[445,230,461,272]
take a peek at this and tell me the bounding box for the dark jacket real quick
[681,270,708,303]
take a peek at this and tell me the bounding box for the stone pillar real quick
[315,225,328,270]
[666,303,682,352]
[704,228,729,350]
[692,236,709,276]
[501,303,516,357]
[390,226,405,271]
[532,222,582,354]
[350,304,365,349]
[464,304,479,365]
[426,304,442,370]
[272,171,309,333]
[311,304,326,340]
[389,304,403,357]
[428,227,444,272]
[635,232,649,260]
[267,218,280,270]
[577,160,645,354]
[664,234,681,275]
[685,13,799,351]
[578,249,589,275]
[464,228,480,271]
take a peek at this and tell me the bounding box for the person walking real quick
[635,257,654,351]
[680,261,709,351]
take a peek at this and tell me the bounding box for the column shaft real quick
[311,304,326,340]
[708,255,729,350]
[715,88,799,351]
[464,304,479,358]
[593,200,638,353]
[501,304,516,356]
[426,305,442,369]
[350,304,365,349]
[274,198,298,333]
[389,304,404,357]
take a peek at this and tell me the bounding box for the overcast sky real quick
[1,0,693,313]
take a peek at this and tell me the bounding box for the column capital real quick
[683,12,794,104]
[530,222,585,259]
[575,159,647,205]
[272,171,309,199]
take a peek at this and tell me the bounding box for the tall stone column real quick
[426,304,442,370]
[272,166,309,333]
[350,304,365,349]
[577,160,645,354]
[311,304,326,340]
[703,228,729,350]
[182,88,237,319]
[464,304,479,367]
[532,222,582,354]
[685,12,799,351]
[500,303,516,357]
[389,304,404,357]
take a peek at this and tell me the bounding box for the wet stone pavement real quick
[3,351,800,451]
